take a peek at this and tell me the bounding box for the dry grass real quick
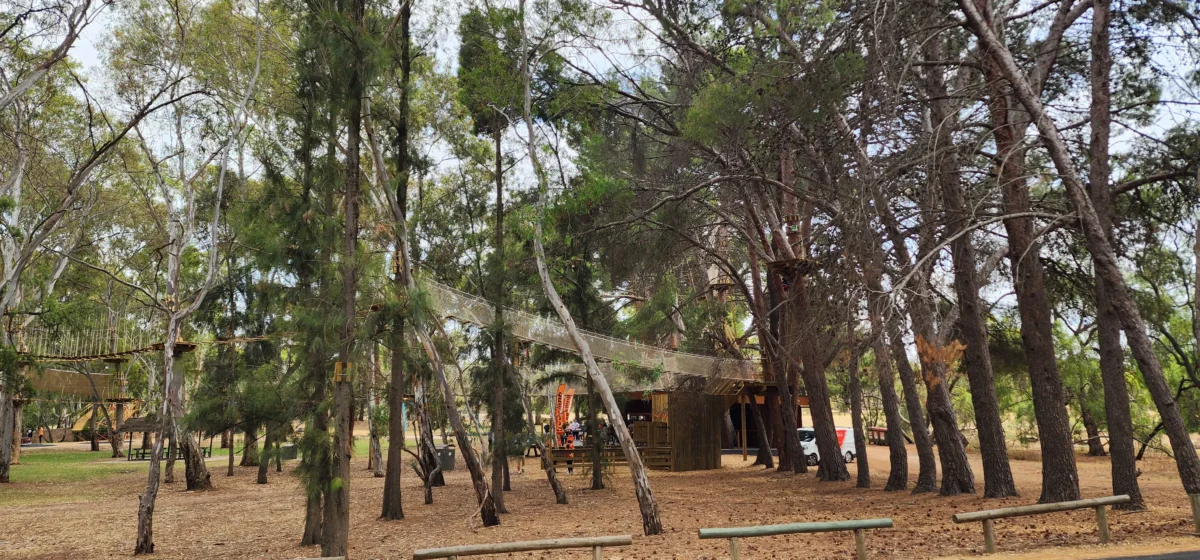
[2,442,1199,559]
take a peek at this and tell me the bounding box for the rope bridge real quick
[13,280,761,389]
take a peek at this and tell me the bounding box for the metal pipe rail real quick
[412,535,632,559]
[698,518,893,560]
[952,494,1131,553]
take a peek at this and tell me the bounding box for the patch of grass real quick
[10,450,148,484]
[2,450,147,507]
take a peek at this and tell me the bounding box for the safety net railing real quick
[425,280,759,383]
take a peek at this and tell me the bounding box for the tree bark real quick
[1079,401,1106,457]
[521,4,655,532]
[766,268,804,474]
[864,276,908,490]
[848,340,870,488]
[89,403,99,452]
[959,0,1200,496]
[969,0,1078,503]
[748,392,774,469]
[324,1,364,550]
[589,376,604,490]
[924,31,1017,499]
[112,401,125,458]
[226,429,234,476]
[11,399,21,464]
[490,126,508,515]
[507,364,567,504]
[532,222,662,534]
[889,301,938,494]
[1087,0,1143,510]
[241,423,260,467]
[257,424,272,484]
[0,394,12,482]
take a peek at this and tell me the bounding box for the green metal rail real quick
[698,518,893,560]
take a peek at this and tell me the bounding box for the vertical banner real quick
[554,384,566,446]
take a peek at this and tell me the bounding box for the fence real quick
[698,518,893,560]
[412,535,632,559]
[952,495,1130,553]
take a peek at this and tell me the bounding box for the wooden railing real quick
[952,495,1130,553]
[412,535,632,559]
[698,518,893,560]
[547,446,672,471]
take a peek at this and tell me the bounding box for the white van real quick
[797,427,856,466]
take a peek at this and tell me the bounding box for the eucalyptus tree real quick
[91,0,265,551]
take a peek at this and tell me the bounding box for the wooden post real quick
[982,519,996,553]
[740,398,747,461]
[1095,505,1109,544]
[1190,494,1200,535]
[729,536,739,560]
[854,528,866,560]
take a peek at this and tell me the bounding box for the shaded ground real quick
[2,439,1200,559]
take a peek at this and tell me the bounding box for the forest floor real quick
[3,432,1200,559]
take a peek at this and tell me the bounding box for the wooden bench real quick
[952,494,1130,553]
[413,535,632,559]
[699,518,893,560]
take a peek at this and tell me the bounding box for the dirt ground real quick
[3,440,1200,559]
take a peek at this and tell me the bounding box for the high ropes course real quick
[15,278,760,398]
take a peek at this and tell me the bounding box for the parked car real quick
[797,427,856,466]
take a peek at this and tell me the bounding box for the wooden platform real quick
[548,446,673,471]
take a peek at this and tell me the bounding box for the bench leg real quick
[593,545,602,560]
[854,528,867,560]
[729,537,739,560]
[1095,505,1110,544]
[982,519,996,554]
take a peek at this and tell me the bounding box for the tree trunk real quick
[589,376,603,490]
[301,488,323,546]
[749,392,774,469]
[89,403,99,452]
[257,425,272,484]
[164,430,177,484]
[180,431,212,491]
[382,320,407,518]
[415,380,444,487]
[765,267,804,474]
[226,430,234,476]
[889,320,938,493]
[134,429,164,554]
[507,364,567,504]
[324,5,364,550]
[1079,402,1106,457]
[381,0,413,517]
[532,223,662,534]
[112,401,125,458]
[925,32,1017,499]
[848,341,870,489]
[241,423,260,467]
[490,126,509,515]
[721,409,735,449]
[791,276,848,482]
[969,0,1078,504]
[865,284,908,491]
[10,399,21,465]
[1087,0,1143,511]
[0,394,11,482]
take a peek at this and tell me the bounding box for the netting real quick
[425,280,759,383]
